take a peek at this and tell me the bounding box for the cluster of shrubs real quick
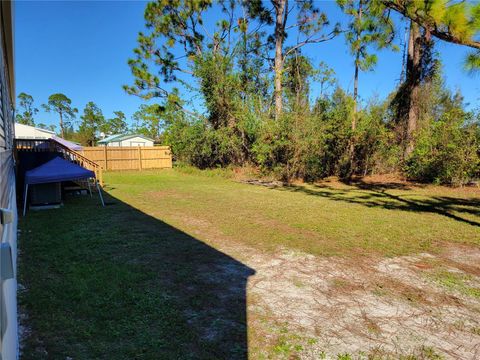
[162,57,479,186]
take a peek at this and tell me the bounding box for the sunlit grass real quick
[106,169,480,257]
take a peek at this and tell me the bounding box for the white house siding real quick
[120,136,153,147]
[106,137,154,147]
[14,123,54,139]
[0,2,17,359]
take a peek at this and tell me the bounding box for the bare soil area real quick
[242,245,480,359]
[185,233,480,359]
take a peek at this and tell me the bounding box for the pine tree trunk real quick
[352,56,359,131]
[241,22,248,102]
[352,0,362,128]
[273,0,287,120]
[59,111,64,138]
[349,60,359,168]
[404,21,421,159]
[349,0,362,175]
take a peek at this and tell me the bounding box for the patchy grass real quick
[430,269,480,299]
[18,169,480,359]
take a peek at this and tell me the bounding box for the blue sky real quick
[15,1,480,130]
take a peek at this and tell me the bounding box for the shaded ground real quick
[19,194,253,360]
[19,169,480,359]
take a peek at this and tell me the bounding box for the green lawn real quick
[106,168,479,256]
[19,169,480,359]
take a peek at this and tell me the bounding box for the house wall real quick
[105,137,153,147]
[0,2,18,359]
[119,137,153,147]
[14,123,54,139]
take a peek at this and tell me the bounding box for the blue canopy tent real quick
[23,157,104,215]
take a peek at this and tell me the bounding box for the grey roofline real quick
[97,133,123,143]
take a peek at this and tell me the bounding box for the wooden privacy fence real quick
[80,146,172,171]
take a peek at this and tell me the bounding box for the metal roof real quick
[97,134,123,144]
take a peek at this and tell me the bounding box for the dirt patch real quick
[439,243,480,268]
[242,179,286,188]
[242,249,480,359]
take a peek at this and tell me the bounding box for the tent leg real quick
[96,181,105,207]
[23,184,29,216]
[88,179,93,197]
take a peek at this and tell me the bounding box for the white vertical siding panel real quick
[0,2,18,357]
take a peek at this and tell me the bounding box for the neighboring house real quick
[97,134,154,147]
[15,123,82,151]
[0,2,18,359]
[14,122,55,139]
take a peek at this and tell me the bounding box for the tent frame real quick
[23,178,104,216]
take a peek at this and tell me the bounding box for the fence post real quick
[138,146,142,171]
[167,147,172,168]
[103,146,108,170]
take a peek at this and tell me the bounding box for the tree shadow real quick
[19,191,255,359]
[345,178,419,191]
[272,180,480,228]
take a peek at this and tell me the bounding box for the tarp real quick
[25,157,95,185]
[52,135,83,151]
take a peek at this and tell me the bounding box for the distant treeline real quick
[15,92,164,146]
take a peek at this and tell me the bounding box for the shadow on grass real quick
[19,192,254,360]
[273,179,480,228]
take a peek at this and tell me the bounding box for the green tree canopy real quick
[101,111,129,135]
[132,104,166,140]
[382,0,480,70]
[36,123,56,133]
[15,92,38,126]
[124,0,213,106]
[78,102,105,146]
[42,93,78,138]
